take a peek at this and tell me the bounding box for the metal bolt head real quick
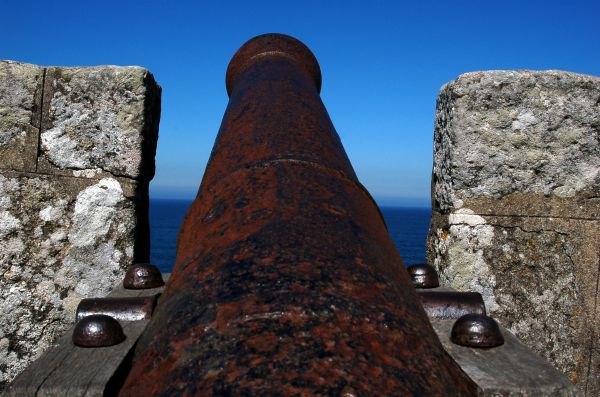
[407,264,439,288]
[76,296,159,322]
[72,314,125,347]
[123,263,164,289]
[451,313,504,348]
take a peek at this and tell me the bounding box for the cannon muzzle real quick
[120,34,477,396]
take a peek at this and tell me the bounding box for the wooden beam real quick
[2,276,168,397]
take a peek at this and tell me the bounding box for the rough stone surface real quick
[427,70,600,396]
[0,61,160,390]
[39,66,160,180]
[0,61,43,172]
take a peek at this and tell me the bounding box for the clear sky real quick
[3,1,599,206]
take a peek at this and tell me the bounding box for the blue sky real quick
[3,1,599,206]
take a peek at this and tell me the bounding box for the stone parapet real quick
[0,61,160,389]
[427,70,600,396]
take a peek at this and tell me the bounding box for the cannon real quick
[119,34,477,395]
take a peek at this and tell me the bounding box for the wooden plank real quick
[2,274,169,397]
[1,332,74,397]
[430,318,578,396]
[3,321,147,397]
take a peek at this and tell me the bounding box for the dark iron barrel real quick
[120,34,477,396]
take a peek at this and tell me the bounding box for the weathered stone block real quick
[427,70,600,396]
[38,66,160,180]
[0,61,43,173]
[0,61,160,390]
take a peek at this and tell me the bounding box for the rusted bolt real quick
[123,263,164,289]
[417,291,486,319]
[407,263,439,288]
[450,313,504,348]
[72,314,126,347]
[76,295,159,322]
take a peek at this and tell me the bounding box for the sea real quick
[149,199,431,273]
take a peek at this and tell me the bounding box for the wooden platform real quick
[430,318,578,396]
[3,278,578,396]
[2,277,167,397]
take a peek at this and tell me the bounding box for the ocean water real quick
[149,199,431,273]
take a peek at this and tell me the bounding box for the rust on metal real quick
[451,313,505,348]
[120,34,478,396]
[123,263,164,289]
[72,314,126,348]
[76,296,159,322]
[417,290,486,319]
[407,263,440,288]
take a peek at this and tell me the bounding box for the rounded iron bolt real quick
[407,263,440,288]
[451,313,504,348]
[123,263,164,289]
[72,314,126,347]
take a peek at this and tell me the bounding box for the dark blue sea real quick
[149,199,431,273]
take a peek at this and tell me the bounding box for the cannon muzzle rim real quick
[226,33,322,96]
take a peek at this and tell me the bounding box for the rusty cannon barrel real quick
[120,34,477,396]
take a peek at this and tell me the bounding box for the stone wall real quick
[427,70,600,396]
[0,61,160,389]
